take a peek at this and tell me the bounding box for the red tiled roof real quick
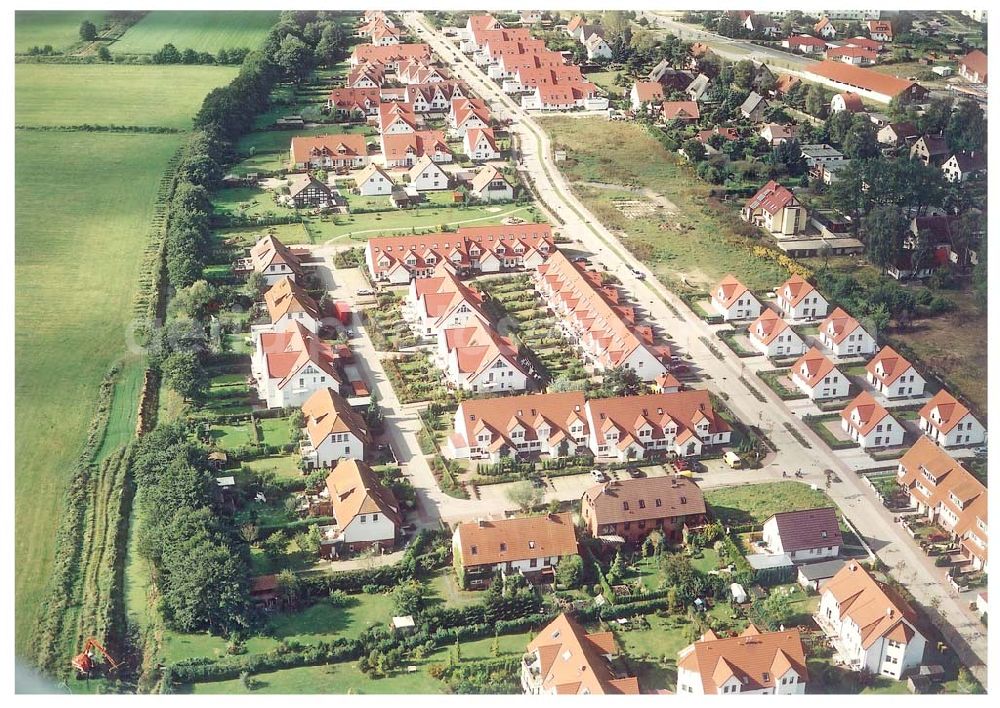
[828,46,878,62]
[841,391,895,436]
[960,50,988,82]
[918,389,976,435]
[791,347,839,388]
[807,60,922,98]
[819,307,864,345]
[632,81,665,103]
[661,100,700,120]
[746,180,797,215]
[290,134,367,164]
[678,626,809,694]
[865,346,915,387]
[382,130,451,162]
[455,513,578,567]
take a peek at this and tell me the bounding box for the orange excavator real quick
[71,637,121,678]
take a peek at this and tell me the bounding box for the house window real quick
[638,500,646,509]
[470,545,478,555]
[655,499,662,507]
[500,543,507,552]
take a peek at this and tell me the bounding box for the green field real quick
[112,10,280,54]
[705,482,834,527]
[15,62,235,657]
[306,205,540,244]
[14,10,107,53]
[538,116,790,291]
[14,130,184,654]
[15,64,237,129]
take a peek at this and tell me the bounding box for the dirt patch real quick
[822,419,852,442]
[612,198,658,220]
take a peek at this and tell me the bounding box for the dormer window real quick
[623,502,629,511]
[499,542,507,552]
[638,500,646,509]
[528,541,535,549]
[470,545,478,555]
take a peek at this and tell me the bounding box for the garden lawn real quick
[15,10,107,53]
[306,205,539,244]
[185,662,445,694]
[584,70,626,94]
[242,454,303,479]
[15,64,237,129]
[538,116,790,291]
[610,614,693,692]
[208,422,254,450]
[260,417,295,448]
[14,130,185,655]
[111,10,280,54]
[705,482,834,527]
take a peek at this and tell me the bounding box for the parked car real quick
[973,446,988,457]
[356,288,376,297]
[627,467,644,478]
[628,265,646,279]
[572,256,589,263]
[591,469,608,483]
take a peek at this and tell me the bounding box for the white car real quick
[356,288,376,297]
[591,469,608,483]
[628,265,646,280]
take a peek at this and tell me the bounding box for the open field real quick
[112,10,279,54]
[15,10,107,53]
[15,64,237,129]
[705,481,834,527]
[539,116,790,291]
[14,130,183,654]
[305,205,539,244]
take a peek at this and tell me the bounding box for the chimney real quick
[478,518,486,528]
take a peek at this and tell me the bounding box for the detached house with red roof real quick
[464,126,501,161]
[299,388,370,469]
[867,20,893,42]
[711,275,762,321]
[452,513,579,588]
[677,625,809,695]
[784,34,829,54]
[660,100,700,123]
[817,562,926,679]
[865,346,926,398]
[448,390,589,462]
[742,181,807,236]
[814,16,837,39]
[748,310,806,359]
[290,134,369,171]
[522,83,607,111]
[918,390,986,449]
[629,80,664,111]
[775,274,830,320]
[762,507,842,561]
[896,438,988,572]
[840,391,904,449]
[818,307,876,357]
[252,322,342,409]
[522,613,639,695]
[317,459,400,555]
[382,130,452,167]
[349,43,431,70]
[790,347,850,400]
[827,46,878,66]
[262,276,322,334]
[326,87,381,118]
[436,318,529,394]
[959,49,988,84]
[449,97,491,135]
[585,390,731,460]
[405,264,490,338]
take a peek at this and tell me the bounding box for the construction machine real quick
[71,638,121,678]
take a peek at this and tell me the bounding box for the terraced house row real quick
[446,388,732,462]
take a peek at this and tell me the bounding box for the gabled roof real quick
[326,458,400,528]
[820,562,922,649]
[834,91,866,112]
[302,387,370,448]
[455,390,587,454]
[840,391,896,436]
[285,173,332,200]
[960,49,988,81]
[327,87,382,111]
[777,274,819,306]
[828,46,878,63]
[791,347,840,388]
[443,318,527,380]
[661,100,700,120]
[819,307,867,345]
[677,625,809,694]
[291,134,367,164]
[526,613,639,695]
[251,233,303,278]
[382,130,452,162]
[632,80,665,103]
[713,275,754,309]
[264,275,321,324]
[465,126,498,153]
[583,476,706,526]
[745,180,797,215]
[407,154,447,183]
[897,437,987,540]
[774,74,801,95]
[351,43,431,65]
[844,36,882,51]
[455,513,579,567]
[807,60,922,98]
[354,163,393,187]
[257,321,341,389]
[470,164,510,193]
[766,507,843,552]
[946,151,987,173]
[586,391,731,447]
[867,20,893,38]
[918,389,977,435]
[748,309,793,345]
[740,90,768,115]
[788,34,828,48]
[865,346,916,386]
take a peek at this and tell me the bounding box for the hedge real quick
[170,638,363,683]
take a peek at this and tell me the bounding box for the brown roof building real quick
[522,613,639,695]
[676,625,809,694]
[452,513,579,588]
[581,476,707,544]
[762,507,843,561]
[320,459,400,554]
[805,60,927,103]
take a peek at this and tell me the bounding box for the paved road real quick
[403,12,987,683]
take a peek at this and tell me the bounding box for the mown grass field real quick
[538,116,790,291]
[15,61,235,657]
[14,130,183,654]
[15,64,237,129]
[705,481,834,526]
[14,10,106,53]
[112,10,279,54]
